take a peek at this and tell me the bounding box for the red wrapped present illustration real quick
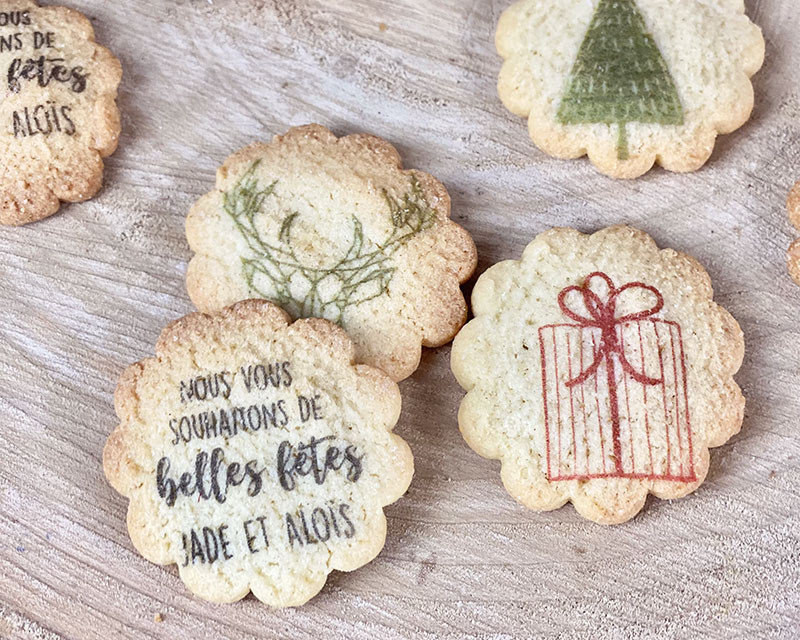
[538,272,696,482]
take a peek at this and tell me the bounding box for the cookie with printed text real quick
[451,226,744,524]
[0,0,121,225]
[496,0,764,178]
[186,124,477,382]
[786,181,800,285]
[103,299,413,607]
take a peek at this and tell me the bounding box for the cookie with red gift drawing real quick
[0,0,122,225]
[103,299,413,607]
[786,181,800,285]
[451,226,744,524]
[186,124,477,382]
[496,0,764,178]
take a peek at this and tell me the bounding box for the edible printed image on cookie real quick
[186,124,477,382]
[786,181,800,285]
[0,0,121,225]
[103,300,413,607]
[451,226,744,524]
[496,0,764,178]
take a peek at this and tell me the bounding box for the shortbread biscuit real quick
[103,300,413,607]
[451,226,744,524]
[496,0,764,178]
[786,181,800,285]
[0,0,122,225]
[186,124,477,381]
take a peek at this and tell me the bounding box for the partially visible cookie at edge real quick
[451,226,745,524]
[0,0,122,225]
[186,124,477,381]
[786,181,800,285]
[103,299,413,607]
[496,0,764,178]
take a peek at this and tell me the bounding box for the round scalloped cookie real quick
[496,0,764,178]
[451,226,744,524]
[0,0,121,225]
[104,299,413,607]
[185,124,476,382]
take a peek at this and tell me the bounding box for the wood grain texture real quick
[1,0,798,637]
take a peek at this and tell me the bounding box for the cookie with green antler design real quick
[186,124,477,381]
[496,0,764,178]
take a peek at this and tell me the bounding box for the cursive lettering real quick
[156,448,265,507]
[7,55,88,93]
[277,435,363,491]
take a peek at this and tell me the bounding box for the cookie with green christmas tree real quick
[496,0,764,178]
[186,124,477,382]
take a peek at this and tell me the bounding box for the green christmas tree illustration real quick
[557,0,684,160]
[221,161,436,324]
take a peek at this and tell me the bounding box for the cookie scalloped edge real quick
[786,181,800,285]
[451,225,745,524]
[103,299,414,606]
[0,1,122,225]
[185,123,477,382]
[495,0,765,179]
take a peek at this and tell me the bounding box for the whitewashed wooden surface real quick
[1,0,799,638]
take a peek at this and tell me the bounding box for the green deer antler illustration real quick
[222,161,436,324]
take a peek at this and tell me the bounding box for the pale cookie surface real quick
[496,0,764,178]
[451,226,744,524]
[786,181,800,285]
[103,300,413,607]
[186,124,477,382]
[0,0,121,225]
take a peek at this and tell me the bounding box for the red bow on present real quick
[557,272,664,388]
